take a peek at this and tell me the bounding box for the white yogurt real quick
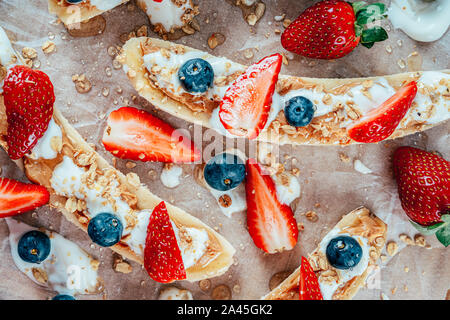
[50,156,209,268]
[316,228,371,300]
[160,164,183,188]
[89,0,124,11]
[353,160,373,175]
[172,222,209,269]
[272,172,301,206]
[137,0,195,33]
[124,209,151,256]
[405,71,450,125]
[6,218,100,295]
[29,117,63,160]
[50,156,132,229]
[388,0,450,42]
[209,183,247,218]
[158,286,193,300]
[0,26,16,68]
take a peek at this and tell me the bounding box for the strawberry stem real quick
[410,214,450,247]
[436,215,450,247]
[352,2,388,47]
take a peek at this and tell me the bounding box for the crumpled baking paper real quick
[0,0,448,300]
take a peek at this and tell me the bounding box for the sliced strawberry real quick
[299,256,323,300]
[3,66,55,160]
[347,81,417,143]
[219,54,282,140]
[0,178,50,217]
[245,159,298,253]
[102,107,201,163]
[144,201,186,283]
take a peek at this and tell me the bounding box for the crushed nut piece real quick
[399,234,414,245]
[218,194,232,208]
[72,74,92,94]
[22,47,37,59]
[32,268,48,284]
[113,255,133,274]
[208,33,226,49]
[42,41,56,54]
[386,241,398,256]
[414,234,426,247]
[303,211,318,222]
[136,25,148,37]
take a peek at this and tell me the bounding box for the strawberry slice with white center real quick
[219,54,282,140]
[245,159,298,253]
[0,178,50,217]
[299,256,323,300]
[102,106,201,163]
[144,201,186,283]
[347,81,417,143]
[3,66,55,160]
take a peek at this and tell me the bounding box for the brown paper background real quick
[0,0,449,300]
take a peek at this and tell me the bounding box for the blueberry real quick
[178,58,214,93]
[284,96,315,127]
[65,0,83,3]
[52,294,76,300]
[87,213,123,247]
[326,236,363,270]
[18,230,51,264]
[204,153,246,191]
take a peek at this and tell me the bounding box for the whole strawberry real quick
[3,66,55,160]
[281,0,388,59]
[393,147,450,247]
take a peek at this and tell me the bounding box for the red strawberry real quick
[347,81,417,143]
[3,66,55,160]
[0,178,50,217]
[219,54,282,140]
[144,201,186,283]
[245,159,298,253]
[299,256,323,300]
[281,1,388,60]
[102,106,201,163]
[393,147,450,247]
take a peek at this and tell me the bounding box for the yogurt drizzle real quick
[388,0,450,42]
[6,219,100,295]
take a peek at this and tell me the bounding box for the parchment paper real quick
[0,0,449,300]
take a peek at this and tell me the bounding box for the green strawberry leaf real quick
[354,23,364,37]
[356,3,387,25]
[361,42,374,49]
[436,215,450,247]
[361,26,388,44]
[410,220,445,236]
[352,1,368,15]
